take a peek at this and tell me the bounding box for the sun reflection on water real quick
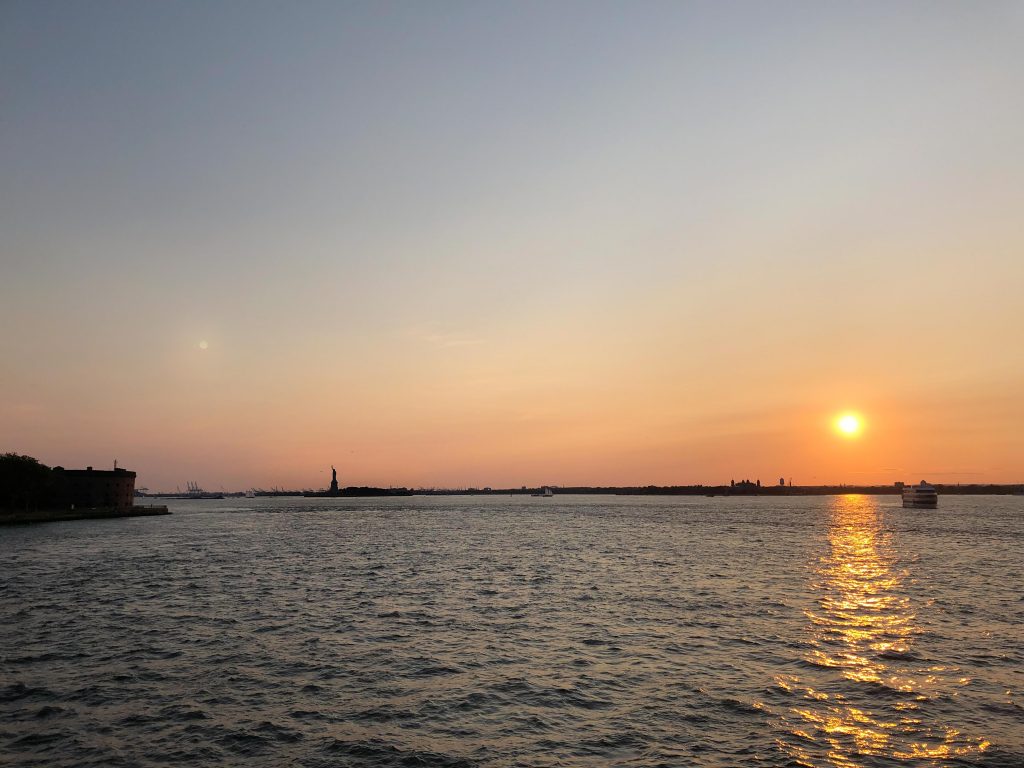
[773,495,988,766]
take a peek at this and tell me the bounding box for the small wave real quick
[719,697,763,715]
[0,682,53,703]
[158,704,210,721]
[320,738,476,767]
[410,664,462,677]
[354,706,417,723]
[253,721,304,744]
[489,679,611,711]
[9,730,66,747]
[876,648,921,661]
[7,651,89,664]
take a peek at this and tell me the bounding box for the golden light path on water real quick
[772,495,990,767]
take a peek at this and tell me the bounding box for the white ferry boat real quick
[902,481,937,508]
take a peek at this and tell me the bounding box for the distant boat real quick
[902,481,937,508]
[532,486,554,497]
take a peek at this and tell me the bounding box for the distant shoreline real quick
[421,484,1024,497]
[138,484,1024,499]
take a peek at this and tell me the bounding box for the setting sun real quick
[836,413,863,437]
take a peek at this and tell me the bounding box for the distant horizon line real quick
[139,479,1024,497]
[7,452,1020,495]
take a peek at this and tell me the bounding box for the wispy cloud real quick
[910,470,985,477]
[422,333,484,348]
[405,326,485,349]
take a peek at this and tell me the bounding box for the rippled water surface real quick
[2,495,1022,767]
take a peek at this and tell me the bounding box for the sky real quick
[2,1,1023,490]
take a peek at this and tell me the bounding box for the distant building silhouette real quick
[52,466,135,510]
[732,478,759,492]
[304,464,343,497]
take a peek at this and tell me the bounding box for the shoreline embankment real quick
[0,505,170,525]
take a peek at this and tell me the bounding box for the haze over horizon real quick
[3,2,1023,491]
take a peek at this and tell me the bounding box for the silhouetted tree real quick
[0,453,54,511]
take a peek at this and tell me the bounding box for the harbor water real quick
[1,495,1022,767]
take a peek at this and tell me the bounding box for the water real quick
[1,494,1022,767]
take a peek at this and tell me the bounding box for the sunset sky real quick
[2,2,1022,490]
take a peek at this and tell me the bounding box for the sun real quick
[198,340,209,350]
[836,413,862,437]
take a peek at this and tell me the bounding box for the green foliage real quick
[0,453,53,511]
